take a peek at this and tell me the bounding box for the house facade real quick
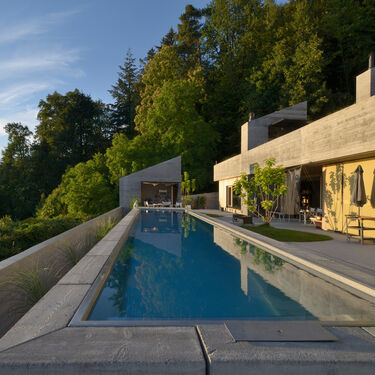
[214,56,375,237]
[119,156,181,209]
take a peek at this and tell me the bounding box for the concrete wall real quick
[215,96,375,182]
[0,207,124,338]
[190,192,219,209]
[322,157,375,238]
[356,67,375,103]
[241,101,307,153]
[119,156,181,209]
[214,96,375,223]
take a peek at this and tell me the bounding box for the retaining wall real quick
[190,192,219,209]
[0,207,124,338]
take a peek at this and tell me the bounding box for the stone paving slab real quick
[0,284,90,352]
[101,229,125,242]
[57,254,109,285]
[197,324,375,375]
[88,240,121,256]
[0,327,206,374]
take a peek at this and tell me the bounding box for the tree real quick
[181,171,196,206]
[248,0,329,118]
[1,123,32,163]
[38,154,116,218]
[160,27,177,48]
[109,49,140,138]
[233,158,287,225]
[135,46,185,134]
[0,123,38,219]
[135,66,218,190]
[318,0,375,110]
[176,5,203,67]
[36,89,109,175]
[201,0,266,157]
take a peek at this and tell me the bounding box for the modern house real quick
[119,156,181,209]
[214,55,375,237]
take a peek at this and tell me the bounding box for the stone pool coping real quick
[0,208,141,353]
[0,208,375,374]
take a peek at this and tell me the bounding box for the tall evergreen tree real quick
[160,27,177,48]
[109,49,140,138]
[176,5,203,67]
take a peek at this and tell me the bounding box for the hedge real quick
[0,216,84,261]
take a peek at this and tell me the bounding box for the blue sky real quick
[0,0,209,151]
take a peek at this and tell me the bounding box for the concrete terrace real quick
[0,208,375,374]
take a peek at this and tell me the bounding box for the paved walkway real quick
[196,209,375,292]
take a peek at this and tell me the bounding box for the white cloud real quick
[0,7,83,144]
[0,82,52,105]
[0,108,38,136]
[0,49,81,78]
[0,10,80,45]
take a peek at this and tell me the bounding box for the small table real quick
[346,215,375,244]
[310,217,322,228]
[232,213,253,225]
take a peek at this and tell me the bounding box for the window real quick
[226,186,232,208]
[226,186,241,209]
[232,191,241,209]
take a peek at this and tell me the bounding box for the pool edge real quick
[189,210,375,305]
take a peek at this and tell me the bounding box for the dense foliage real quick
[0,215,83,261]
[1,0,375,223]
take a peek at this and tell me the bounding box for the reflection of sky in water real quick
[88,210,375,322]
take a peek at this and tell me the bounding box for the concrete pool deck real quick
[0,208,375,374]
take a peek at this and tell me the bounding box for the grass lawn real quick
[242,224,333,242]
[205,213,224,218]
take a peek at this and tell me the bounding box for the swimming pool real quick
[78,209,375,325]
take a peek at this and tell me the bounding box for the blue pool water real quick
[88,210,315,321]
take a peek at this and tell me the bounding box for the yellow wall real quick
[322,158,375,238]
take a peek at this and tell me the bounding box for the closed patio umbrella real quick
[351,165,367,216]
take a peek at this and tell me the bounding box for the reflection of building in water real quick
[136,211,182,257]
[213,227,375,322]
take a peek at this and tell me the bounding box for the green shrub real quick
[130,197,138,209]
[193,195,207,209]
[57,236,95,273]
[0,262,57,314]
[95,217,117,241]
[0,216,83,261]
